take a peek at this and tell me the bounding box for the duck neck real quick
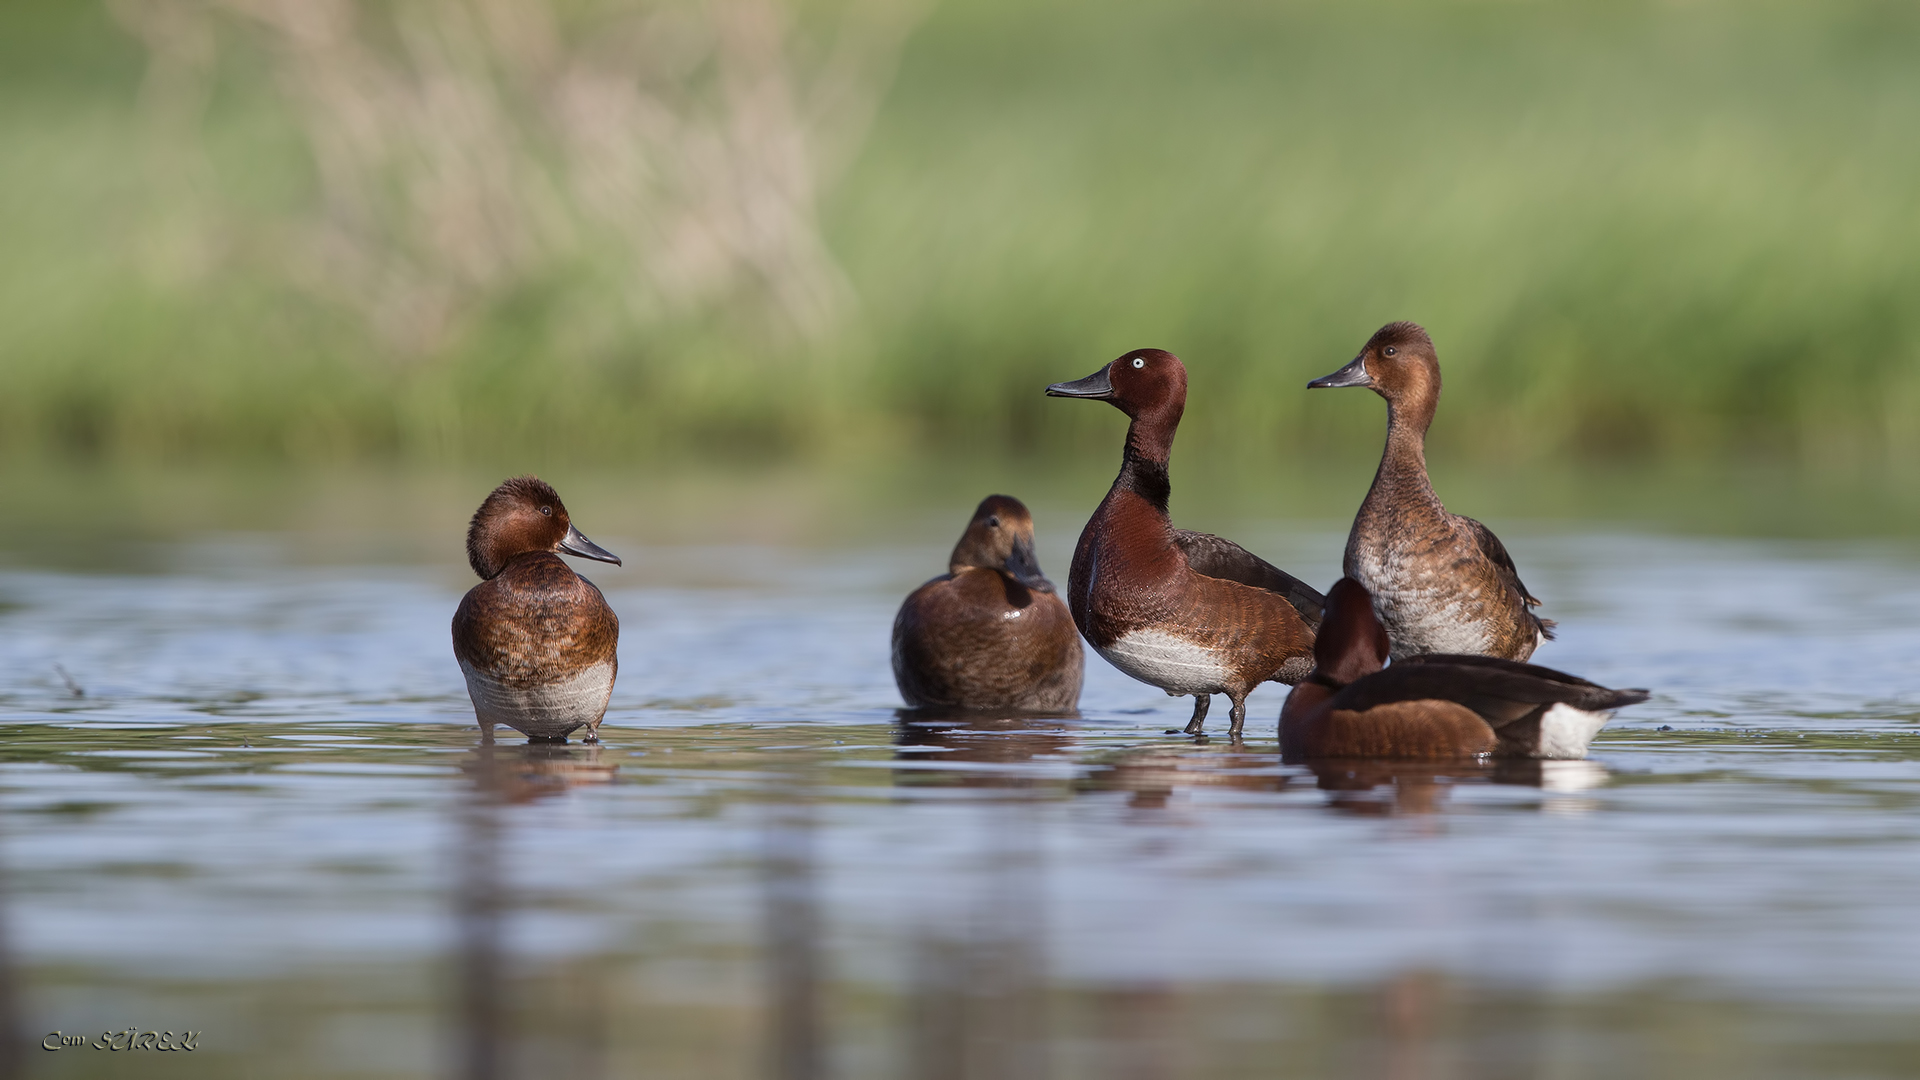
[1364,393,1441,515]
[1115,406,1177,516]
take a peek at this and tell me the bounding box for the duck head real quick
[1046,349,1187,420]
[950,494,1052,593]
[1308,322,1441,418]
[1313,577,1392,687]
[465,476,622,581]
[1047,349,1188,461]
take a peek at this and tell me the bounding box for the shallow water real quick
[4,513,1920,1079]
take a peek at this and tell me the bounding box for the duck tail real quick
[1535,615,1558,641]
[1603,688,1652,709]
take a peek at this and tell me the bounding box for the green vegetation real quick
[3,0,1919,468]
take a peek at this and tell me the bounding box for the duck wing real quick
[1396,652,1599,687]
[1331,658,1649,729]
[1455,514,1557,639]
[1173,530,1325,627]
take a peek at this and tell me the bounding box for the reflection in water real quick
[893,714,1054,1080]
[1077,743,1288,812]
[0,827,20,1078]
[765,754,826,1080]
[1302,758,1613,816]
[455,752,507,1080]
[455,744,619,1080]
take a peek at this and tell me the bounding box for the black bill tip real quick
[1307,355,1371,390]
[1045,365,1115,399]
[558,524,622,566]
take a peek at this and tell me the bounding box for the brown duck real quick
[892,495,1084,712]
[452,476,622,742]
[1047,349,1323,737]
[1309,321,1553,660]
[1280,578,1648,760]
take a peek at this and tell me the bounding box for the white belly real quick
[1533,702,1612,760]
[459,659,615,740]
[1353,558,1495,657]
[1095,629,1231,697]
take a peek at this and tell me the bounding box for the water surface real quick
[4,510,1919,1079]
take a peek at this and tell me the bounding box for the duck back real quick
[892,567,1083,711]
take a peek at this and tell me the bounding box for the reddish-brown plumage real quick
[1309,322,1552,661]
[1281,578,1648,761]
[452,476,622,742]
[1047,349,1322,737]
[892,495,1083,711]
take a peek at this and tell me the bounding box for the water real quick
[4,501,1920,1079]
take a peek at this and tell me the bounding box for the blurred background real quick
[5,0,1919,484]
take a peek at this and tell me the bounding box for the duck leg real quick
[1183,693,1211,735]
[1226,693,1248,738]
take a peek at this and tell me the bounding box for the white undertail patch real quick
[1535,702,1612,760]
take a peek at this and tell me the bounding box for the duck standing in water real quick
[1280,578,1647,760]
[1309,322,1552,660]
[892,495,1083,712]
[1047,349,1323,737]
[453,477,622,742]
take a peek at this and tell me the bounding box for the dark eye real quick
[987,516,1001,528]
[540,506,552,516]
[1383,346,1397,357]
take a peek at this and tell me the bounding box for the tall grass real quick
[3,0,1919,467]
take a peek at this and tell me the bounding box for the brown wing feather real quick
[1173,530,1325,628]
[1454,514,1556,640]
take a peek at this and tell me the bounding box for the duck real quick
[1047,349,1324,737]
[1280,577,1648,760]
[1308,321,1552,660]
[892,495,1083,712]
[452,476,622,742]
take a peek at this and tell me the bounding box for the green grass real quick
[3,0,1919,468]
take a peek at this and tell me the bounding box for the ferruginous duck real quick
[452,476,622,742]
[1047,349,1323,737]
[1309,321,1553,660]
[1280,578,1647,760]
[891,494,1084,712]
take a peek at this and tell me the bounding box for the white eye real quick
[1131,357,1145,369]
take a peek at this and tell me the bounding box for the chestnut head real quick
[1307,321,1440,406]
[949,494,1052,593]
[465,476,621,581]
[1313,577,1391,687]
[1046,348,1188,420]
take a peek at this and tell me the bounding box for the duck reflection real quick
[1301,757,1611,816]
[762,756,825,1080]
[1078,744,1291,812]
[452,743,618,1080]
[462,741,618,805]
[1076,742,1609,817]
[888,710,1053,1080]
[893,709,1075,788]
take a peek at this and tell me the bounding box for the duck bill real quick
[1307,356,1371,389]
[558,524,622,566]
[1045,366,1115,399]
[1003,536,1054,593]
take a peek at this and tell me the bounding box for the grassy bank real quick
[2,0,1918,467]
